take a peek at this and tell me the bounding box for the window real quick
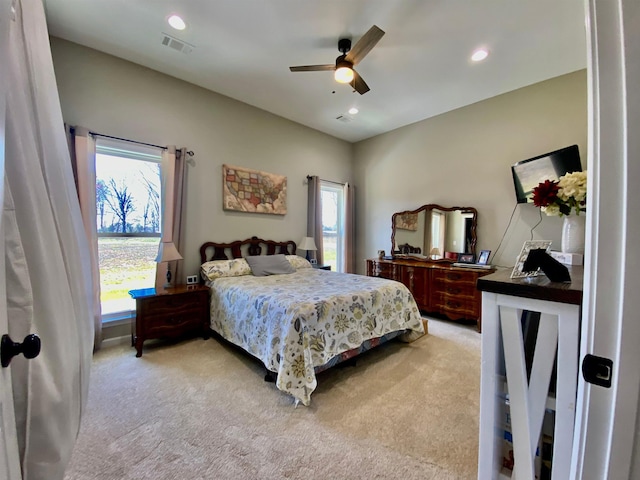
[95,139,162,316]
[321,182,345,272]
[431,210,445,252]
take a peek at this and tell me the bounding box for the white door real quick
[0,0,25,477]
[571,0,640,478]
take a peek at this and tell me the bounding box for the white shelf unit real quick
[478,292,580,480]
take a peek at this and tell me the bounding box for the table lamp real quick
[298,236,317,261]
[155,241,183,287]
[430,247,441,260]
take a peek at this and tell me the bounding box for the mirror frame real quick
[391,204,478,262]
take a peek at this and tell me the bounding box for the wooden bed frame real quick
[200,236,296,264]
[199,236,412,392]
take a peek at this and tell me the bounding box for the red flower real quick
[532,180,560,207]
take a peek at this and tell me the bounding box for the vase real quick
[561,214,586,254]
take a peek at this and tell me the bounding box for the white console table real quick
[477,267,583,480]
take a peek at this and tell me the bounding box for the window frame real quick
[320,181,345,272]
[95,139,164,321]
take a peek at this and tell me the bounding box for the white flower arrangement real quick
[533,171,587,216]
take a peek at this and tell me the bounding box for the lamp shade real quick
[298,236,317,251]
[155,241,183,263]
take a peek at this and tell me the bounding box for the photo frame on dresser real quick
[511,240,552,279]
[477,250,491,265]
[457,253,475,264]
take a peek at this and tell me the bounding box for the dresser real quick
[128,284,210,357]
[366,258,494,331]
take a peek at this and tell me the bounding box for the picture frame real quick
[394,212,419,231]
[477,250,491,265]
[457,253,475,264]
[511,240,552,279]
[222,164,287,215]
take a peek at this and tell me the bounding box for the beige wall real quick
[353,70,587,273]
[50,38,353,279]
[51,36,587,279]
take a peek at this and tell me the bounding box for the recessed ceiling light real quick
[471,48,489,62]
[348,107,359,115]
[168,14,186,31]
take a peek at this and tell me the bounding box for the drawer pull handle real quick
[446,273,461,281]
[446,287,461,295]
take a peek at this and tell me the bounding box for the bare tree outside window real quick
[140,164,160,233]
[104,179,135,233]
[96,179,108,230]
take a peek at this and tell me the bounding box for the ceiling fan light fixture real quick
[335,66,354,84]
[334,58,354,84]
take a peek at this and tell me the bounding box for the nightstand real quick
[313,264,331,271]
[128,284,210,357]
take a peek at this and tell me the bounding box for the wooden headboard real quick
[199,236,297,264]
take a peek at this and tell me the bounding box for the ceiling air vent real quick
[336,114,353,123]
[161,33,194,54]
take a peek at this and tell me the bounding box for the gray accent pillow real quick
[245,254,296,277]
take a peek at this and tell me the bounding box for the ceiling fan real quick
[289,25,385,95]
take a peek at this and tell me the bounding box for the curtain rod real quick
[89,131,194,156]
[306,175,344,186]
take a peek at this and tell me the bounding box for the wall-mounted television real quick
[511,145,582,204]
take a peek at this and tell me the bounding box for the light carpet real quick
[64,318,480,480]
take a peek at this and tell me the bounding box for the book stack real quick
[501,396,549,478]
[540,410,555,480]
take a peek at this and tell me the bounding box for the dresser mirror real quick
[391,204,478,261]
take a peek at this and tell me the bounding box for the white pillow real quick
[286,255,313,270]
[200,258,252,281]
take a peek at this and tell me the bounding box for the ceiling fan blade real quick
[289,64,335,72]
[345,25,385,65]
[350,70,370,95]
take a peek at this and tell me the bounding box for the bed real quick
[199,237,425,406]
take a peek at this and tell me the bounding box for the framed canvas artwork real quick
[223,164,287,215]
[395,212,419,231]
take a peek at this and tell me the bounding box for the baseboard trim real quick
[101,335,132,349]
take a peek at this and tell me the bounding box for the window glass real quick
[321,183,344,272]
[96,140,162,316]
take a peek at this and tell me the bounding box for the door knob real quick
[1,334,41,368]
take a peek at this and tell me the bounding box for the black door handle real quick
[1,334,41,368]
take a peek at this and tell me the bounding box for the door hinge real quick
[582,354,613,388]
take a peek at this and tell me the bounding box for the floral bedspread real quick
[207,269,424,406]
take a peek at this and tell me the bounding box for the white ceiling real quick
[43,0,587,143]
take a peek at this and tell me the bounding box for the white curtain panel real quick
[306,176,324,265]
[6,0,94,478]
[172,148,188,284]
[72,127,103,349]
[343,182,355,273]
[155,146,176,289]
